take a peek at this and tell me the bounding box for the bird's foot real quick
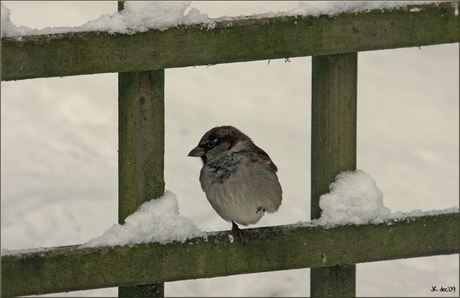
[232,221,246,243]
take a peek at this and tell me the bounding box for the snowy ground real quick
[1,2,459,297]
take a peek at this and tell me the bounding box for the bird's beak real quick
[188,146,205,157]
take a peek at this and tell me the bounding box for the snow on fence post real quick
[117,2,165,297]
[310,53,358,296]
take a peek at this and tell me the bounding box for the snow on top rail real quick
[1,1,446,38]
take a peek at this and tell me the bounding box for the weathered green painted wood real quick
[118,284,163,297]
[118,70,165,222]
[310,54,358,220]
[310,53,358,296]
[118,1,165,292]
[2,2,458,81]
[117,70,166,297]
[311,265,356,297]
[2,213,458,297]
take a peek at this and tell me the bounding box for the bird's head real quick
[187,126,252,164]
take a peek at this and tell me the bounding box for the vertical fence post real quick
[118,70,166,297]
[117,4,165,297]
[118,70,165,221]
[310,53,358,297]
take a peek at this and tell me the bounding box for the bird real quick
[188,125,282,242]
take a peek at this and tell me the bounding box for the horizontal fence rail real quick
[2,213,458,297]
[1,3,458,81]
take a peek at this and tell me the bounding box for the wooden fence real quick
[2,2,459,297]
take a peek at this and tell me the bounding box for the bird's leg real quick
[232,221,245,242]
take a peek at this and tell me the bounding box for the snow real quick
[80,2,214,35]
[3,170,457,256]
[1,1,450,38]
[0,2,211,38]
[315,169,459,228]
[281,1,432,17]
[317,170,391,226]
[2,191,206,255]
[2,246,54,257]
[1,1,214,38]
[80,191,206,248]
[1,2,25,37]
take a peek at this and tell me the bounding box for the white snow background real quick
[1,1,459,297]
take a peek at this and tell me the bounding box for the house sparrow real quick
[188,125,282,242]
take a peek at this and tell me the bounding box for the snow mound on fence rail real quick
[1,3,28,37]
[1,1,448,38]
[313,169,459,228]
[80,191,207,248]
[2,191,206,255]
[1,2,215,38]
[317,170,391,226]
[80,2,214,35]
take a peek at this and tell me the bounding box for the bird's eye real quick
[206,140,217,148]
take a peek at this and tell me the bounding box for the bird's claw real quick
[232,221,246,243]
